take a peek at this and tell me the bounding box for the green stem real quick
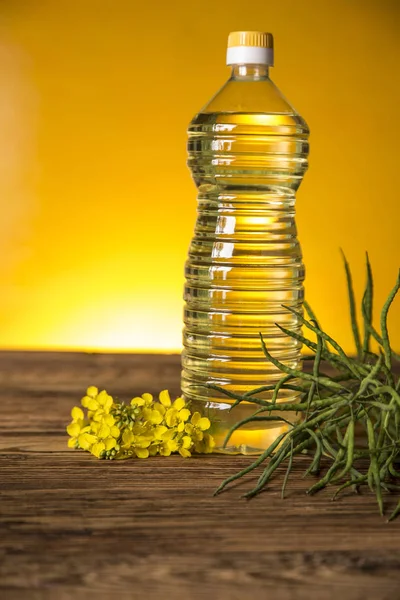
[341,249,362,359]
[362,252,374,356]
[380,270,400,381]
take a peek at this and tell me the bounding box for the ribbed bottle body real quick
[182,111,309,453]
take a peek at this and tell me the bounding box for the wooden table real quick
[1,351,399,600]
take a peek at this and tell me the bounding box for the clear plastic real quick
[182,64,309,454]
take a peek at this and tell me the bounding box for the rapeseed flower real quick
[185,412,211,441]
[67,388,215,460]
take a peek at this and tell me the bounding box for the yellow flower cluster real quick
[67,387,215,459]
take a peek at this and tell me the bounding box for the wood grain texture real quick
[1,351,400,600]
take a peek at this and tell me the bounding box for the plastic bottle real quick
[182,31,309,454]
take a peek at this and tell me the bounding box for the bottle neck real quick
[231,64,270,80]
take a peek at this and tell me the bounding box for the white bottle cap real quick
[226,31,274,66]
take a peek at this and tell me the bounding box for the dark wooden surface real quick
[1,351,400,600]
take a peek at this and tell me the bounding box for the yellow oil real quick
[182,77,309,454]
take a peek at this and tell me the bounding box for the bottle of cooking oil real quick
[182,31,309,454]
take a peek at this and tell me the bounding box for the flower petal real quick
[110,426,120,438]
[161,428,175,441]
[81,396,91,408]
[160,446,172,457]
[173,397,185,411]
[103,397,113,412]
[153,402,166,416]
[150,410,163,425]
[86,386,98,398]
[179,448,191,458]
[91,441,105,458]
[182,435,192,449]
[103,414,116,426]
[122,430,134,447]
[104,437,117,451]
[141,393,153,403]
[87,398,99,411]
[166,439,178,452]
[71,406,84,421]
[96,390,108,404]
[78,432,97,450]
[97,391,113,411]
[149,444,159,456]
[154,425,168,439]
[159,390,171,407]
[141,408,152,421]
[67,437,77,448]
[178,408,191,423]
[198,417,211,431]
[191,412,201,426]
[136,435,153,448]
[131,396,144,406]
[135,447,149,459]
[165,408,178,427]
[97,423,111,439]
[67,422,81,437]
[90,421,100,434]
[91,409,104,422]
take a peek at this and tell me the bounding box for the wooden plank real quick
[2,452,400,597]
[1,351,400,600]
[0,350,182,395]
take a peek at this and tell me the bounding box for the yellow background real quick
[1,0,399,352]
